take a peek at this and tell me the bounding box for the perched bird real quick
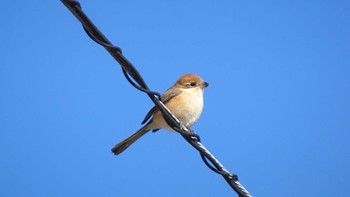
[112,73,209,155]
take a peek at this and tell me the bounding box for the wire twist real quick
[61,1,252,196]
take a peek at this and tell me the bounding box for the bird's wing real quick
[141,87,182,124]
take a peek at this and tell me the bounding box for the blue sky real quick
[1,0,349,196]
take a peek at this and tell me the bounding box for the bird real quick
[111,73,209,155]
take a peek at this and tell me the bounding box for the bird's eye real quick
[190,82,196,87]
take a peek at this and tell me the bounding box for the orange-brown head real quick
[174,73,209,89]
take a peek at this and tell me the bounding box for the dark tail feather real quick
[111,125,150,155]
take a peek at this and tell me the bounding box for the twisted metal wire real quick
[61,1,252,196]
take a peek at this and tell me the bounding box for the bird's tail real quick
[111,125,150,155]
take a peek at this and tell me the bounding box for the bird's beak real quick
[202,82,209,88]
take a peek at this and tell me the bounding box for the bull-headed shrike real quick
[112,73,209,155]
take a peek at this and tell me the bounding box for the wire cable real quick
[61,1,252,196]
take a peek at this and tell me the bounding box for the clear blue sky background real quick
[1,0,349,196]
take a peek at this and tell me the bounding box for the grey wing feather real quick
[141,87,182,124]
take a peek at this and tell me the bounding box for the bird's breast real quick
[167,88,204,128]
[150,87,204,131]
